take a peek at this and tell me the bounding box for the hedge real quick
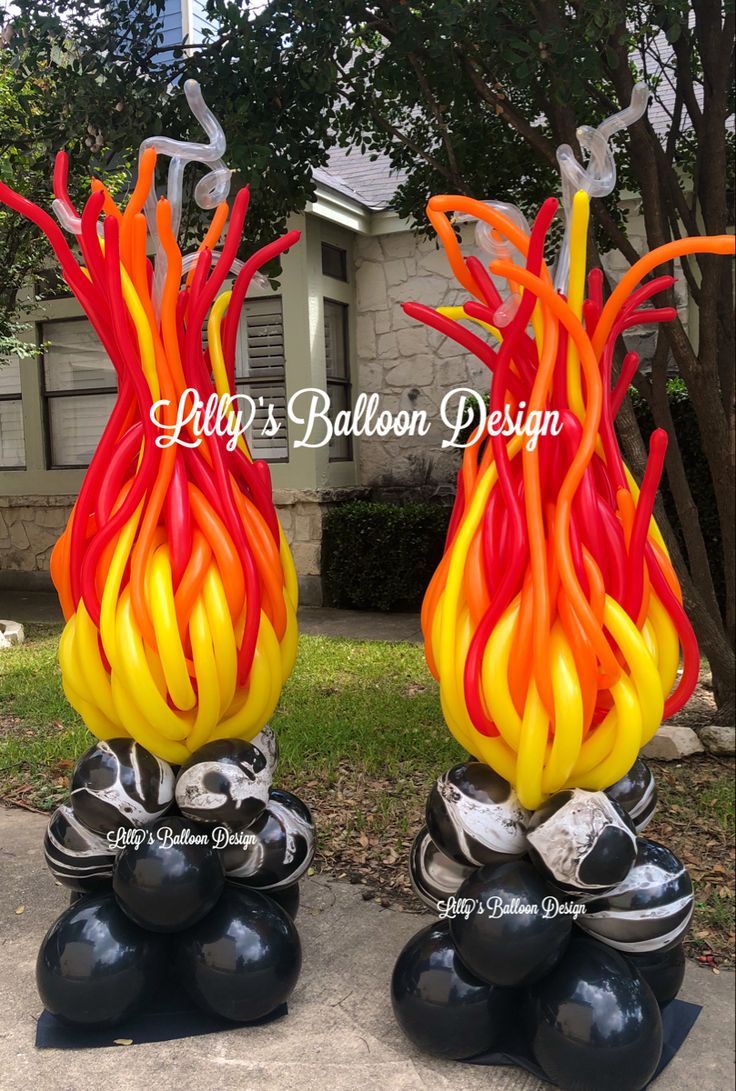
[321,501,450,612]
[321,383,721,613]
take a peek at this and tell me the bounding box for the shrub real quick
[321,501,450,612]
[320,386,719,613]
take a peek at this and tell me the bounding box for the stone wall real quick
[355,226,487,490]
[0,496,73,590]
[0,489,368,605]
[354,205,691,490]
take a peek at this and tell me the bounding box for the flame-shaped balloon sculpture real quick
[407,91,734,810]
[0,82,299,763]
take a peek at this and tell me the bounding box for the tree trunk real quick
[601,43,735,708]
[616,391,736,713]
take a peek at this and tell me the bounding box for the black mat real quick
[35,979,288,1050]
[466,998,701,1085]
[36,984,698,1071]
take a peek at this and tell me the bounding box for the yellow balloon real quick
[516,681,549,810]
[542,624,583,795]
[149,545,197,711]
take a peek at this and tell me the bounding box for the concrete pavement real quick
[0,807,733,1091]
[298,606,422,642]
[0,589,63,626]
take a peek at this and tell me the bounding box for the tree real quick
[1,0,342,269]
[0,2,180,352]
[1,0,734,710]
[197,0,736,713]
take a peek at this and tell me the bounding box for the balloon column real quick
[39,732,313,1027]
[415,193,734,804]
[0,82,298,761]
[393,85,734,1090]
[0,81,314,1031]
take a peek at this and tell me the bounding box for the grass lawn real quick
[1,622,733,968]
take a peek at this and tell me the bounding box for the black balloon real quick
[37,893,167,1027]
[449,860,572,987]
[578,838,694,954]
[224,788,315,890]
[175,739,271,828]
[175,885,302,1022]
[44,803,116,891]
[113,816,224,932]
[526,788,637,892]
[625,944,686,1007]
[409,826,476,912]
[392,920,517,1060]
[605,759,657,833]
[425,762,529,867]
[70,739,174,835]
[525,934,663,1091]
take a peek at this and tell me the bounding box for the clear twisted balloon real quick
[140,80,232,309]
[554,83,650,292]
[51,80,236,313]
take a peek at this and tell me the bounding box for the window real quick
[233,296,288,462]
[41,318,117,468]
[0,357,25,469]
[323,299,352,461]
[321,242,348,282]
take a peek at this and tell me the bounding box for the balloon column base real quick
[463,999,700,1087]
[394,760,699,1090]
[35,979,287,1050]
[37,733,313,1035]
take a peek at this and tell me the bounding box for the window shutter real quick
[235,297,288,462]
[0,356,25,468]
[42,318,118,467]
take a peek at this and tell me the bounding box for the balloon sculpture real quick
[1,81,298,764]
[393,86,734,1090]
[1,81,313,1034]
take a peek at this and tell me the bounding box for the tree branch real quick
[335,60,462,187]
[405,51,463,188]
[460,53,559,170]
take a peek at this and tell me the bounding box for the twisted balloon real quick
[410,191,734,810]
[0,84,299,763]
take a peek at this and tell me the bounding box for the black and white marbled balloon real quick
[175,740,271,828]
[44,804,117,891]
[526,789,637,893]
[224,789,315,890]
[250,725,279,775]
[70,740,175,835]
[577,838,694,954]
[409,826,477,912]
[605,759,657,832]
[425,763,529,867]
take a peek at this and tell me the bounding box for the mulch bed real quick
[293,754,735,971]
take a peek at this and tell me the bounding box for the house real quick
[0,3,694,604]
